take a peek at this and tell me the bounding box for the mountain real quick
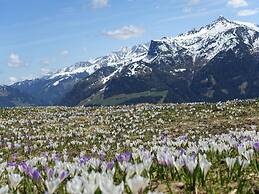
[2,16,259,107]
[62,17,259,106]
[0,86,35,107]
[10,44,149,106]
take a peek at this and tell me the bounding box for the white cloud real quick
[188,0,200,5]
[40,68,51,75]
[6,75,36,85]
[21,75,35,81]
[183,0,201,14]
[228,0,248,8]
[8,53,24,68]
[61,50,69,56]
[91,0,108,9]
[183,7,192,13]
[8,76,18,84]
[40,59,51,66]
[103,25,144,40]
[238,9,259,16]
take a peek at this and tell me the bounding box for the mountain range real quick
[1,16,259,107]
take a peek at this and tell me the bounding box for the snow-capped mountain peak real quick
[49,61,93,79]
[4,17,259,107]
[12,17,259,87]
[33,17,259,84]
[170,16,259,62]
[49,44,149,81]
[90,44,148,66]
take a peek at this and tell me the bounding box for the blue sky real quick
[1,0,259,85]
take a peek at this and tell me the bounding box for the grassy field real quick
[0,100,258,193]
[80,90,168,106]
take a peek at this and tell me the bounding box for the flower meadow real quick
[0,100,258,193]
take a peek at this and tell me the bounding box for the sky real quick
[1,0,259,85]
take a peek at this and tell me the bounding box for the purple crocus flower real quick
[59,171,68,181]
[45,167,54,179]
[106,161,115,170]
[179,135,188,141]
[116,154,124,163]
[79,156,91,165]
[124,151,132,162]
[240,135,251,141]
[179,148,186,156]
[19,162,28,172]
[99,153,105,161]
[191,152,196,161]
[7,161,16,167]
[236,143,243,149]
[116,151,132,163]
[12,153,18,161]
[32,169,41,181]
[254,142,259,152]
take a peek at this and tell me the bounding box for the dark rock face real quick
[191,48,259,102]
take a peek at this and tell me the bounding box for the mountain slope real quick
[9,44,149,105]
[2,16,259,107]
[0,86,35,107]
[61,17,259,106]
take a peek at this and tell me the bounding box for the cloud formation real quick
[91,0,108,9]
[188,0,201,5]
[8,76,18,84]
[61,50,69,56]
[238,9,259,16]
[228,0,248,8]
[8,53,23,68]
[103,25,144,40]
[40,68,51,75]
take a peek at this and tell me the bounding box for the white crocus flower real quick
[0,185,9,194]
[126,166,136,180]
[6,166,15,174]
[237,145,246,155]
[199,154,212,177]
[241,160,250,169]
[83,185,97,194]
[82,174,99,194]
[237,157,251,169]
[8,174,23,189]
[66,176,83,194]
[242,149,254,161]
[127,175,149,194]
[226,157,236,171]
[99,178,124,194]
[45,179,60,194]
[118,161,129,172]
[174,157,184,171]
[143,158,152,171]
[185,156,198,175]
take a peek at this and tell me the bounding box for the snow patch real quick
[234,21,259,32]
[174,69,186,73]
[101,66,124,84]
[253,38,259,51]
[128,63,139,76]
